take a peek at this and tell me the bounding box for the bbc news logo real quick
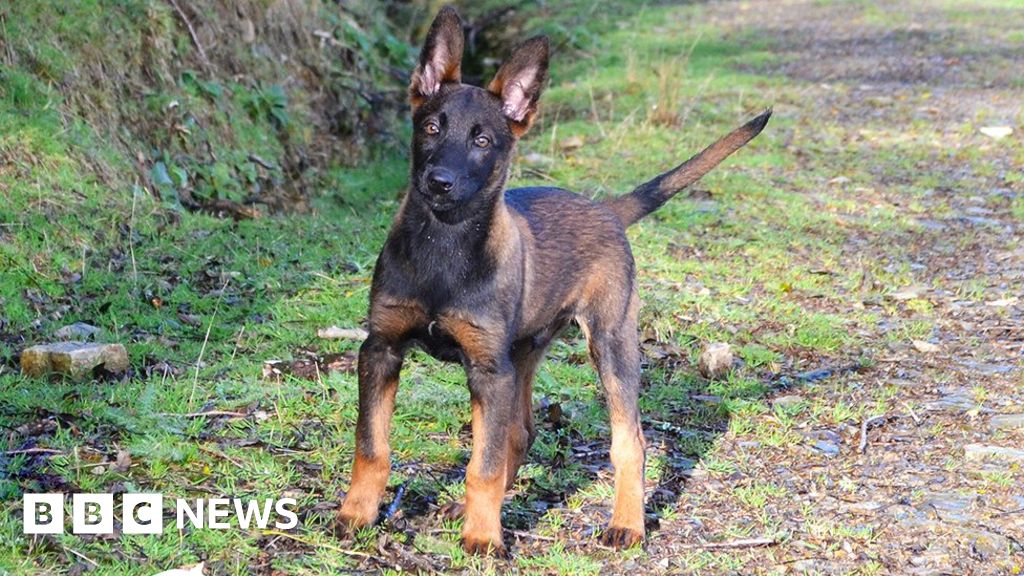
[23,493,298,534]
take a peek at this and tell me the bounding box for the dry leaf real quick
[316,326,368,340]
[912,340,940,354]
[559,135,585,151]
[151,562,205,576]
[979,126,1012,140]
[985,297,1018,307]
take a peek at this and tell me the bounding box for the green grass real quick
[3,0,1024,574]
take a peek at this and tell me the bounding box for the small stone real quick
[845,500,885,514]
[964,443,1024,463]
[912,340,940,354]
[698,342,733,379]
[53,322,101,341]
[924,389,980,413]
[521,152,553,167]
[962,528,1011,560]
[990,413,1024,430]
[811,440,839,457]
[21,342,129,379]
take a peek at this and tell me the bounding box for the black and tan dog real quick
[336,6,770,556]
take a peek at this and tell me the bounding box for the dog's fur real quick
[337,5,771,555]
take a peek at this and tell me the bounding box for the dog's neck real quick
[391,185,514,268]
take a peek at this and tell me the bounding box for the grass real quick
[3,0,1024,574]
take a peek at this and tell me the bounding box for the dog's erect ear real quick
[409,6,464,110]
[487,36,549,137]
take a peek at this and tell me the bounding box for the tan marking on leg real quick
[337,339,402,532]
[369,297,428,341]
[462,399,508,556]
[437,313,504,362]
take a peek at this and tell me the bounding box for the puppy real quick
[337,5,771,556]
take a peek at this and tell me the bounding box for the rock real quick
[963,443,1024,463]
[811,440,840,457]
[961,528,1012,561]
[918,492,977,522]
[697,342,733,379]
[924,388,981,413]
[989,413,1024,430]
[316,326,368,340]
[20,342,129,378]
[53,322,101,341]
[844,500,885,514]
[912,340,940,354]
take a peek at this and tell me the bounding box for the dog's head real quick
[407,6,548,221]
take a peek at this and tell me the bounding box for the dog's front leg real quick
[336,334,404,532]
[462,359,515,556]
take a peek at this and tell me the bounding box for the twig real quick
[198,444,245,468]
[679,537,776,550]
[383,482,407,523]
[994,507,1024,518]
[161,410,247,419]
[62,545,99,567]
[129,185,138,290]
[509,529,615,551]
[167,0,210,68]
[772,361,866,390]
[5,448,65,456]
[859,414,887,454]
[261,529,375,560]
[902,402,922,425]
[189,280,229,408]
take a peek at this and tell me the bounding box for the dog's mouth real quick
[416,182,462,212]
[418,190,457,212]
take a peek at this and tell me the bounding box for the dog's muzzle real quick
[425,168,456,196]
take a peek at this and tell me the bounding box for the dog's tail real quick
[604,108,772,227]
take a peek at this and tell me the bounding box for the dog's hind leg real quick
[440,337,546,523]
[336,335,403,532]
[584,292,647,548]
[506,340,548,489]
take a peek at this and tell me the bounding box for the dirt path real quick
[638,1,1023,573]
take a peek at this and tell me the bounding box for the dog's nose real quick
[427,168,456,194]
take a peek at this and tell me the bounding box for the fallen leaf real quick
[912,340,940,354]
[115,449,132,472]
[151,562,205,576]
[889,286,927,301]
[979,126,1012,140]
[316,326,368,340]
[559,135,585,151]
[985,297,1018,307]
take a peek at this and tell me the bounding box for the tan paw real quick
[599,525,644,549]
[333,500,377,537]
[462,533,508,558]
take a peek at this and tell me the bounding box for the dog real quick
[336,5,770,556]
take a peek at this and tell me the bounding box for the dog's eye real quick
[473,135,491,148]
[424,122,440,135]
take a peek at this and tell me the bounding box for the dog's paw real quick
[439,501,465,521]
[462,534,508,558]
[332,502,377,538]
[599,525,644,549]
